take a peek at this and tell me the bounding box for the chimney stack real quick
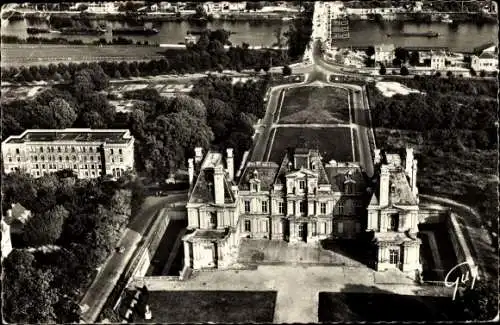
[374,149,381,165]
[188,158,194,185]
[226,148,234,181]
[411,159,418,195]
[194,147,203,164]
[379,164,390,207]
[214,165,225,205]
[405,148,414,177]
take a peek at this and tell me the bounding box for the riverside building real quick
[1,128,135,179]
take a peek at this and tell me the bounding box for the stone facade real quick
[184,146,424,275]
[1,128,134,179]
[367,148,422,278]
[183,147,368,270]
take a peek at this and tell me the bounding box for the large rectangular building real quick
[2,128,134,179]
[183,147,369,270]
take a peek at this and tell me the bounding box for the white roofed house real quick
[374,44,395,65]
[429,51,447,70]
[471,46,498,73]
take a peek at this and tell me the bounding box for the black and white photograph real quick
[1,0,498,323]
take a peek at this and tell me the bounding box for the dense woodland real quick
[2,171,144,323]
[368,75,498,247]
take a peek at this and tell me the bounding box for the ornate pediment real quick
[286,168,317,179]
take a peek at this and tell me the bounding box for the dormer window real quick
[252,184,258,192]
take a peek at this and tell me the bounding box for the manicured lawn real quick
[279,86,350,124]
[318,291,457,322]
[146,290,276,323]
[268,127,353,163]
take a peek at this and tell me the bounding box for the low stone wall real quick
[446,213,479,279]
[130,209,170,279]
[418,208,449,224]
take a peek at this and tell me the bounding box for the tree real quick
[479,70,486,78]
[409,51,420,66]
[282,65,292,76]
[394,47,409,63]
[3,250,59,323]
[400,66,409,76]
[379,64,387,75]
[392,57,401,67]
[446,70,453,78]
[272,26,286,48]
[22,205,69,246]
[469,68,477,76]
[453,279,498,321]
[365,45,375,57]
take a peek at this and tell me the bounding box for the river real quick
[1,18,497,51]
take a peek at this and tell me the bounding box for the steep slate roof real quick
[238,162,279,191]
[189,168,235,204]
[325,166,365,192]
[389,170,418,206]
[479,51,497,59]
[368,166,418,208]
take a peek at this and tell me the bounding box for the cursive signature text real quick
[444,261,479,300]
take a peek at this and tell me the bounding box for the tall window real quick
[338,201,344,215]
[311,222,317,236]
[389,249,399,264]
[119,149,122,154]
[389,214,399,231]
[110,149,114,155]
[278,201,285,214]
[320,202,327,214]
[299,201,306,214]
[244,201,251,213]
[244,219,251,232]
[337,222,344,234]
[262,220,268,232]
[261,201,268,214]
[210,212,217,229]
[299,180,306,190]
[15,148,19,154]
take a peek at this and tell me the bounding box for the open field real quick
[267,127,354,163]
[1,44,165,67]
[147,290,276,323]
[318,291,456,322]
[278,86,350,124]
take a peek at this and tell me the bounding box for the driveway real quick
[80,193,187,323]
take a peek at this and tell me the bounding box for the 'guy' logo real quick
[444,261,479,300]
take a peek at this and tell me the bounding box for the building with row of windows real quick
[183,145,423,278]
[1,129,135,179]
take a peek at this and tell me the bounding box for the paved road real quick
[80,192,188,323]
[1,44,166,67]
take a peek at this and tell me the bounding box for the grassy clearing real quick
[147,290,276,323]
[268,127,353,163]
[318,291,456,322]
[279,86,349,124]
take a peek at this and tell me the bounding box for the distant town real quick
[1,1,498,324]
